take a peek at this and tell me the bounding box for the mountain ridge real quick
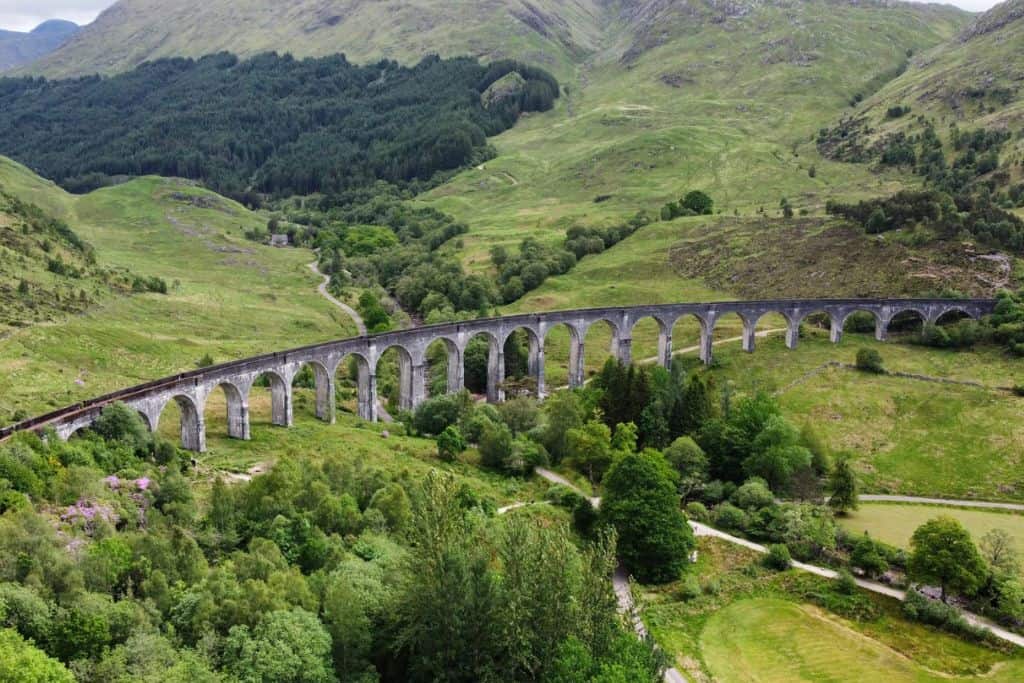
[21,0,970,80]
[0,19,79,72]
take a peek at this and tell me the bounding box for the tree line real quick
[0,52,559,200]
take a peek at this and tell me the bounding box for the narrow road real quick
[858,494,1024,511]
[307,261,367,336]
[532,469,1024,651]
[532,468,686,682]
[689,521,1024,648]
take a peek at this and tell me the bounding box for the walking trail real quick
[307,261,367,336]
[524,469,1024,657]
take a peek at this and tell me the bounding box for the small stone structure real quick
[0,298,996,453]
[269,234,289,247]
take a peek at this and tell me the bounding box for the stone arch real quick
[203,381,249,441]
[375,344,420,412]
[542,322,584,390]
[157,394,204,453]
[933,306,974,326]
[886,307,928,338]
[462,331,504,403]
[248,370,291,428]
[291,360,334,424]
[424,336,463,397]
[135,410,155,433]
[794,308,842,346]
[840,308,885,341]
[669,313,712,364]
[336,351,375,421]
[498,326,540,398]
[580,318,622,380]
[628,315,670,368]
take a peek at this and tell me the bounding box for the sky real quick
[0,0,1010,32]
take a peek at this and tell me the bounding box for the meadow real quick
[0,159,356,423]
[643,537,1024,681]
[705,330,1024,501]
[701,598,1024,682]
[839,503,1024,575]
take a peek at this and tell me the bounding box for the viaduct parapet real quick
[0,298,996,452]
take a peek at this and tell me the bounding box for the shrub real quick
[572,498,599,538]
[436,426,466,462]
[675,575,702,601]
[714,503,748,531]
[850,533,889,578]
[412,392,471,436]
[685,501,710,523]
[836,568,858,595]
[902,590,990,641]
[855,348,884,373]
[764,544,792,570]
[732,478,774,510]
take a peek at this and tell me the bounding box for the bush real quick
[413,392,472,436]
[764,544,792,570]
[849,533,889,577]
[572,498,599,538]
[685,501,710,523]
[902,590,990,641]
[836,568,858,595]
[714,503,748,531]
[731,478,774,510]
[675,575,702,601]
[855,348,884,374]
[436,426,466,462]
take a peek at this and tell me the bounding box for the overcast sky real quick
[0,0,1009,32]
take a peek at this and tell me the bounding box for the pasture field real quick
[643,538,1024,681]
[701,599,1024,682]
[839,504,1024,574]
[0,159,356,423]
[703,330,1024,502]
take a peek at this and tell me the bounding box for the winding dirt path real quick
[307,261,367,336]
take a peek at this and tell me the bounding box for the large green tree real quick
[908,516,988,602]
[601,452,694,583]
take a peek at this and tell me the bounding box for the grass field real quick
[839,504,1024,574]
[699,329,1024,501]
[0,158,356,423]
[643,537,1024,681]
[701,598,1024,682]
[160,387,547,509]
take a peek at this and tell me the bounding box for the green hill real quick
[0,157,356,423]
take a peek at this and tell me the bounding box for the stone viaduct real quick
[0,298,996,453]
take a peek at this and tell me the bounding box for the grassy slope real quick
[839,504,1024,576]
[644,537,1024,681]
[424,0,968,266]
[700,328,1024,501]
[0,158,355,422]
[701,598,1024,682]
[838,0,1024,171]
[24,0,606,81]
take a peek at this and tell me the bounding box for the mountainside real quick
[820,0,1024,154]
[23,0,606,79]
[0,53,559,197]
[0,20,79,72]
